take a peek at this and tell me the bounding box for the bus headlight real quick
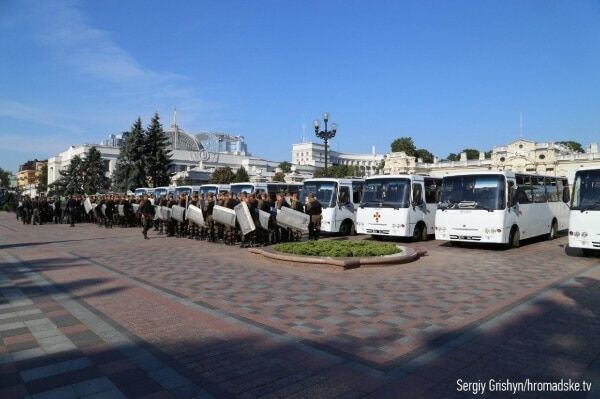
[582,232,588,238]
[575,232,581,237]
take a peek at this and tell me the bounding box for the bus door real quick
[336,184,353,232]
[409,181,427,233]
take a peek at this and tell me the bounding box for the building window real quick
[500,157,505,162]
[519,144,523,149]
[539,154,546,160]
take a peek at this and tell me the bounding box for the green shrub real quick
[273,240,400,257]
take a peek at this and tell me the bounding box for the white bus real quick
[435,171,570,247]
[230,182,302,201]
[199,184,230,196]
[356,175,442,240]
[133,187,155,197]
[153,186,176,200]
[301,178,364,235]
[173,185,202,197]
[569,167,600,255]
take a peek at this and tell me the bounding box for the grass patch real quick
[273,240,401,257]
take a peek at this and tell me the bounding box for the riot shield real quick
[83,198,92,214]
[276,207,309,232]
[213,205,236,227]
[101,204,107,216]
[117,205,125,217]
[234,202,256,236]
[132,204,140,214]
[171,205,185,222]
[186,204,205,226]
[161,206,172,221]
[258,209,271,231]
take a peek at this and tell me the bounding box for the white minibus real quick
[301,178,364,235]
[569,167,600,255]
[199,184,230,196]
[356,175,442,240]
[435,171,570,247]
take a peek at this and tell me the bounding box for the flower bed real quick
[273,240,401,258]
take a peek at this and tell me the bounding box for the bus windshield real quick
[439,175,506,211]
[174,187,191,197]
[154,188,167,199]
[572,170,600,211]
[231,184,254,195]
[199,186,217,195]
[302,181,337,208]
[134,188,145,196]
[360,178,410,208]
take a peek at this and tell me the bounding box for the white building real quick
[47,115,286,188]
[382,139,600,183]
[291,142,385,176]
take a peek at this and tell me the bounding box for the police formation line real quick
[16,191,324,247]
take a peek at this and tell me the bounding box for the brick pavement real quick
[0,213,599,398]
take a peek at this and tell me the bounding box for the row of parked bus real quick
[134,167,600,255]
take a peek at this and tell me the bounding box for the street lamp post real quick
[313,112,337,173]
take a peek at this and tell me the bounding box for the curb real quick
[248,245,424,269]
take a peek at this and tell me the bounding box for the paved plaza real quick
[0,212,599,398]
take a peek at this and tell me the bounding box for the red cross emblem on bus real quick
[373,212,381,222]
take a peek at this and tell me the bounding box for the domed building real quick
[166,109,203,152]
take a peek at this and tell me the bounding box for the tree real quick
[446,149,480,161]
[484,150,492,159]
[312,164,359,178]
[234,166,250,183]
[557,141,584,153]
[415,149,434,163]
[390,137,416,156]
[36,163,48,195]
[210,167,235,184]
[51,155,84,195]
[112,119,147,192]
[0,168,10,188]
[82,146,110,194]
[278,161,292,173]
[272,172,286,182]
[462,148,480,160]
[144,113,172,187]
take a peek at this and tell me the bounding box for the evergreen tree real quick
[144,113,172,187]
[82,146,109,194]
[234,166,250,182]
[112,119,147,192]
[210,167,235,184]
[0,168,10,188]
[52,155,84,195]
[36,164,48,195]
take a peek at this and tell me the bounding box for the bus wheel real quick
[413,223,427,242]
[339,220,353,236]
[548,220,558,240]
[508,227,520,248]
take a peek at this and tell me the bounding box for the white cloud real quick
[0,0,225,139]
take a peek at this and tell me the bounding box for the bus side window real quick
[508,181,516,207]
[560,179,570,203]
[412,183,424,206]
[352,182,363,204]
[338,186,350,204]
[425,179,440,204]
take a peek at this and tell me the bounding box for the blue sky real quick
[1,0,599,172]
